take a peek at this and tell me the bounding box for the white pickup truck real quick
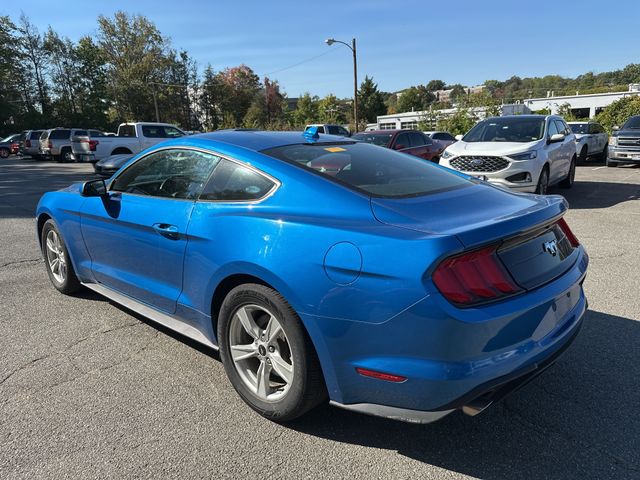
[71,122,186,163]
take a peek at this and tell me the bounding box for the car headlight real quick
[442,149,454,159]
[609,136,618,147]
[509,151,537,160]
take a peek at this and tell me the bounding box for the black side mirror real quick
[81,179,107,197]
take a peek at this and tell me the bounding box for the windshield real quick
[622,116,640,129]
[463,117,545,143]
[570,124,589,134]
[352,133,393,147]
[261,142,471,198]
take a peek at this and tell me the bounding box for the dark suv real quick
[608,116,640,167]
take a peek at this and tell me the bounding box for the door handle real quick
[152,223,180,240]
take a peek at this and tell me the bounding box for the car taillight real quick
[557,217,579,247]
[25,140,31,148]
[89,140,99,151]
[432,244,521,306]
[48,140,53,149]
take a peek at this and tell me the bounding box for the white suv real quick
[440,115,576,194]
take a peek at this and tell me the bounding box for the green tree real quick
[318,94,345,123]
[216,64,261,126]
[358,75,386,123]
[397,85,435,112]
[448,84,467,103]
[17,13,50,118]
[426,79,445,91]
[97,11,169,122]
[596,96,640,133]
[293,92,318,127]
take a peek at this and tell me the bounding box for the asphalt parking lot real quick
[1,156,639,479]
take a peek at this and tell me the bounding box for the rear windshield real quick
[261,142,471,198]
[570,124,588,134]
[463,117,545,143]
[118,125,136,137]
[49,129,71,140]
[352,132,393,147]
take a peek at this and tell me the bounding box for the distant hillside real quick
[484,64,640,101]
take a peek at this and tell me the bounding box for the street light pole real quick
[325,37,359,132]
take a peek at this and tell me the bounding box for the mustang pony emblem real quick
[543,240,558,256]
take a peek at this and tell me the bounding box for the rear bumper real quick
[306,247,588,423]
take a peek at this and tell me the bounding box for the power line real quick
[262,46,344,77]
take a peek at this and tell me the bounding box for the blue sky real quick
[9,0,640,98]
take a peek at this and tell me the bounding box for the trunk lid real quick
[371,183,575,290]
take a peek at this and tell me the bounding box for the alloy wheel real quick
[45,230,67,283]
[229,304,294,401]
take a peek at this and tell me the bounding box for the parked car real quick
[423,131,457,158]
[93,153,134,177]
[607,115,640,167]
[39,128,89,162]
[352,129,440,162]
[0,134,21,158]
[70,129,109,162]
[36,130,588,424]
[75,122,186,163]
[305,124,351,137]
[568,121,608,163]
[440,115,577,194]
[20,130,45,159]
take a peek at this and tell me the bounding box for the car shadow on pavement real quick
[0,158,99,219]
[289,309,640,479]
[551,178,640,209]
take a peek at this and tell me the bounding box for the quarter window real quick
[199,159,275,201]
[111,149,221,199]
[548,121,560,137]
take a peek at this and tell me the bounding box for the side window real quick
[141,125,165,138]
[555,120,569,136]
[338,127,350,136]
[316,126,325,134]
[408,131,425,147]
[200,159,276,202]
[74,130,88,137]
[327,125,339,135]
[395,133,410,149]
[89,130,106,137]
[433,133,444,140]
[111,149,221,199]
[547,121,560,137]
[164,126,184,138]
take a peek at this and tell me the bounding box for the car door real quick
[80,148,220,313]
[393,132,411,153]
[545,120,566,184]
[557,120,574,176]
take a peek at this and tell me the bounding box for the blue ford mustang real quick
[36,130,588,423]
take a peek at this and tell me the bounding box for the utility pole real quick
[325,37,359,132]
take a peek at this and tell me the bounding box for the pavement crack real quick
[0,258,41,269]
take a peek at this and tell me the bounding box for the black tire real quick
[0,148,9,158]
[577,146,587,165]
[61,148,74,163]
[560,156,576,189]
[41,219,81,294]
[535,165,550,194]
[218,283,326,422]
[606,156,618,168]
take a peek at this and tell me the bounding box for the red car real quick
[352,129,439,162]
[423,131,457,158]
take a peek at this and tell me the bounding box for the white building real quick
[523,84,640,118]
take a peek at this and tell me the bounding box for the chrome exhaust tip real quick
[462,397,494,416]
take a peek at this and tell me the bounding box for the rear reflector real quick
[433,244,521,306]
[557,217,579,247]
[356,367,407,383]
